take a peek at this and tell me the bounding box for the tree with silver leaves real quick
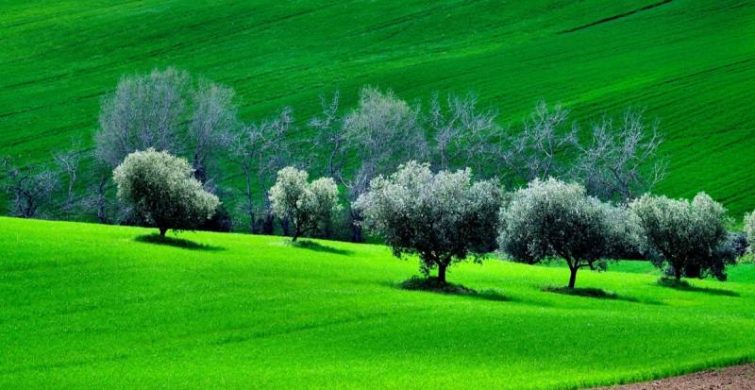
[356,161,501,284]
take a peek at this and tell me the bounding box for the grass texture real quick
[0,1,754,216]
[1,217,753,388]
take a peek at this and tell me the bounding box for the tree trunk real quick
[437,263,447,284]
[159,227,168,238]
[568,266,578,289]
[674,266,682,281]
[292,226,299,242]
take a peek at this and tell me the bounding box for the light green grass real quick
[1,1,754,217]
[1,217,754,388]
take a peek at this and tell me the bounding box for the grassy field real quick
[1,216,754,389]
[1,1,754,217]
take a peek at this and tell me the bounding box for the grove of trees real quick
[2,67,753,290]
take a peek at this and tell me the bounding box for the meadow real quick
[1,216,754,389]
[1,0,754,216]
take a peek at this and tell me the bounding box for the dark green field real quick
[1,0,754,216]
[1,217,754,388]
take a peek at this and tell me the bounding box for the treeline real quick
[3,67,754,288]
[1,67,667,240]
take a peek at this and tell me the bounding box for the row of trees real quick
[79,142,754,290]
[1,67,668,241]
[357,163,751,288]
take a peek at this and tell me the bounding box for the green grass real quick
[1,1,755,217]
[1,216,754,388]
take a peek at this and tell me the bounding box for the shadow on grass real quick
[398,277,510,302]
[656,278,739,297]
[290,240,354,256]
[542,286,658,304]
[134,234,225,252]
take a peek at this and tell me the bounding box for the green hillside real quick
[1,0,754,216]
[1,217,754,388]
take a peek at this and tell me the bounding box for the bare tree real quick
[1,158,59,218]
[309,91,347,178]
[53,148,80,219]
[188,80,238,187]
[233,107,293,233]
[341,87,428,241]
[500,101,577,183]
[574,110,666,202]
[427,93,499,174]
[95,68,189,169]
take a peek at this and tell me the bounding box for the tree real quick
[0,158,58,218]
[188,80,238,186]
[356,161,501,284]
[745,211,755,253]
[95,68,189,170]
[268,167,341,241]
[53,149,80,219]
[233,107,293,233]
[630,193,732,281]
[113,149,219,237]
[310,91,347,178]
[95,67,238,193]
[342,87,428,241]
[427,93,499,174]
[573,111,666,202]
[498,178,618,288]
[500,101,577,183]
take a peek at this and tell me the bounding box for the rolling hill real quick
[1,0,754,216]
[1,216,754,388]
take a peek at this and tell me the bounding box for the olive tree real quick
[113,149,219,237]
[269,167,341,241]
[355,161,502,284]
[498,178,620,289]
[630,193,732,281]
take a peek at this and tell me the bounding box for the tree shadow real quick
[134,234,225,252]
[656,278,739,297]
[542,286,659,304]
[396,277,511,302]
[291,240,354,256]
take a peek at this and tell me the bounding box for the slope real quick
[1,217,754,388]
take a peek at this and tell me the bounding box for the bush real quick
[630,192,732,281]
[113,149,219,237]
[269,167,341,241]
[356,161,502,284]
[498,178,620,288]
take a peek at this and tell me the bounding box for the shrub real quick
[355,161,502,284]
[113,149,219,237]
[269,167,341,241]
[630,192,732,281]
[498,178,619,288]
